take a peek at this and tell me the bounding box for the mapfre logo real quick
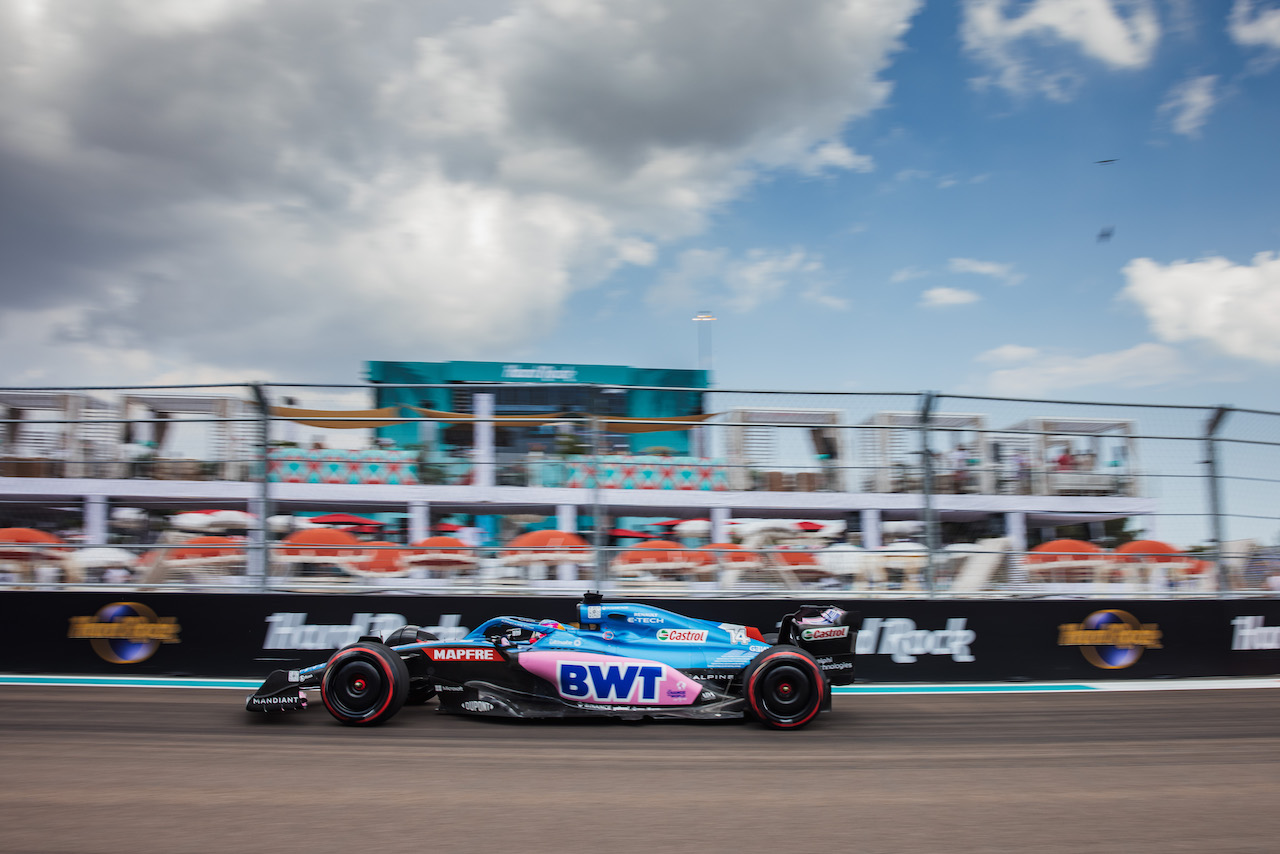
[1059,610,1162,669]
[68,602,181,664]
[425,647,501,662]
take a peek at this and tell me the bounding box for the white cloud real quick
[1230,1,1280,50]
[962,0,1161,99]
[0,0,921,384]
[977,343,1041,364]
[1158,75,1218,137]
[949,257,1025,285]
[648,246,837,313]
[796,141,875,176]
[1123,252,1280,364]
[920,286,981,307]
[983,342,1187,395]
[890,266,929,283]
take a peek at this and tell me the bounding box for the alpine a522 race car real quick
[246,592,858,730]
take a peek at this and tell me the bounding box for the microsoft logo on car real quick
[656,628,708,643]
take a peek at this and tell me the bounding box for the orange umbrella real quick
[1026,538,1107,582]
[351,540,410,576]
[1115,539,1209,582]
[694,542,764,570]
[276,528,365,576]
[1114,539,1183,562]
[0,527,66,561]
[770,548,830,583]
[1026,538,1104,562]
[611,539,705,574]
[279,527,363,556]
[166,536,245,565]
[500,530,593,565]
[404,536,478,570]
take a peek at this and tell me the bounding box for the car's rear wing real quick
[778,605,859,685]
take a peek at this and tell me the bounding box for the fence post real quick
[1203,405,1231,591]
[919,391,938,596]
[249,383,273,591]
[589,408,607,590]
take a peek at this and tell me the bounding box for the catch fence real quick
[0,381,1276,597]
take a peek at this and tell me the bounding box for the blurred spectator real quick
[526,443,546,486]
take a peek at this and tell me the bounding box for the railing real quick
[0,382,1277,597]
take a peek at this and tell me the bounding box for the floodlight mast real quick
[692,312,716,374]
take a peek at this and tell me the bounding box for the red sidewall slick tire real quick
[321,642,409,726]
[743,646,826,730]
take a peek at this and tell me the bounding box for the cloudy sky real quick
[2,0,1279,409]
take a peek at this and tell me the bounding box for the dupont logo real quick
[425,647,502,662]
[801,626,849,641]
[656,629,708,643]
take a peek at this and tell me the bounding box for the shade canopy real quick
[1026,539,1104,563]
[501,530,592,565]
[407,407,571,426]
[310,513,383,526]
[167,536,245,564]
[352,541,410,576]
[772,549,821,568]
[612,540,704,572]
[279,528,363,557]
[404,536,477,567]
[0,527,66,561]
[694,543,764,569]
[1114,539,1182,561]
[271,406,403,429]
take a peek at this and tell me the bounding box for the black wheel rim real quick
[328,658,384,718]
[757,663,816,723]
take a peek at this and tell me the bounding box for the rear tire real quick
[742,645,826,730]
[321,642,409,726]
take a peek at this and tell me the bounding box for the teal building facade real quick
[365,360,709,456]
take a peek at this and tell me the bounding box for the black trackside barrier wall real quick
[5,592,1280,682]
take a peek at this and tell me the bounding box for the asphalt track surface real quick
[2,686,1278,854]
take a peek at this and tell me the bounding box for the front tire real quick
[743,646,826,730]
[384,626,441,705]
[321,642,409,726]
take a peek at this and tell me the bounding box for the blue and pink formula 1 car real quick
[246,592,858,730]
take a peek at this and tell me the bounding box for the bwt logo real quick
[558,661,664,703]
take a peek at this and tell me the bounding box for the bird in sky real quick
[1096,159,1118,164]
[1097,226,1114,242]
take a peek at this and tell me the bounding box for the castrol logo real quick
[801,625,849,641]
[655,629,708,643]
